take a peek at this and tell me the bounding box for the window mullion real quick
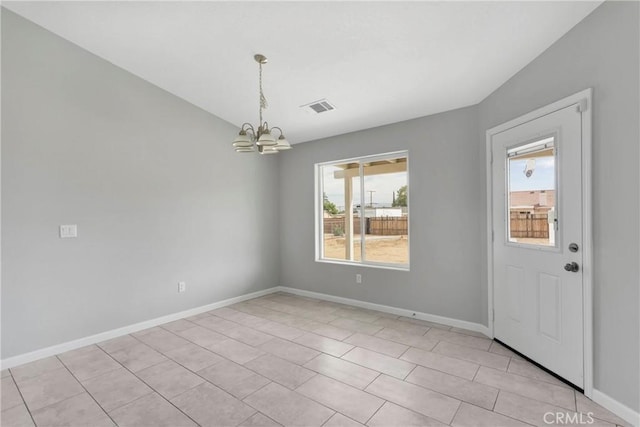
[359,162,366,263]
[318,165,324,260]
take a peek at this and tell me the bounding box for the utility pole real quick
[367,190,376,208]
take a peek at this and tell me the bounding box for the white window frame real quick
[314,150,410,271]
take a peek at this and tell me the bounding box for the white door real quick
[492,103,584,388]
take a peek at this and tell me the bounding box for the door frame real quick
[485,88,593,397]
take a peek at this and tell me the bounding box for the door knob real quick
[564,262,579,272]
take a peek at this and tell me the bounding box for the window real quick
[316,151,409,269]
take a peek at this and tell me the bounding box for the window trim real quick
[314,150,410,271]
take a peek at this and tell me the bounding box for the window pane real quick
[507,137,556,247]
[321,162,360,260]
[363,157,409,265]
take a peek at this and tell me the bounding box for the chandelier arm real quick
[241,123,256,133]
[271,126,284,138]
[241,123,255,132]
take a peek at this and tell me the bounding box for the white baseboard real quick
[1,286,280,370]
[4,284,636,427]
[278,286,491,337]
[592,389,640,427]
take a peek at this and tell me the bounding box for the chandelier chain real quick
[259,62,268,127]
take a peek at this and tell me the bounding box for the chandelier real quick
[232,54,291,154]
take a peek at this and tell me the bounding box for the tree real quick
[323,193,339,215]
[392,185,407,207]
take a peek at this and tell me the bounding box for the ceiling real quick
[4,1,602,144]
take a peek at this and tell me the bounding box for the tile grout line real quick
[336,344,560,421]
[131,321,352,425]
[105,332,273,427]
[397,344,412,360]
[362,399,386,426]
[365,379,464,427]
[430,341,511,370]
[205,304,349,347]
[155,323,326,392]
[236,377,274,403]
[402,371,498,413]
[243,298,342,325]
[402,364,418,381]
[231,302,358,342]
[241,372,340,425]
[470,363,481,382]
[6,372,39,427]
[54,354,120,427]
[398,346,487,382]
[467,397,538,427]
[188,310,420,369]
[93,344,202,426]
[476,359,575,389]
[95,390,153,416]
[198,331,386,424]
[472,365,579,413]
[186,316,278,348]
[241,294,455,338]
[303,353,379,392]
[448,399,464,426]
[492,388,501,412]
[361,371,382,391]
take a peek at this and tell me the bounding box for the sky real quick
[509,156,555,192]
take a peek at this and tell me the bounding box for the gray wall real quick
[478,1,639,411]
[278,106,484,324]
[1,9,280,359]
[280,0,639,411]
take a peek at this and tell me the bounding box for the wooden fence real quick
[324,217,362,236]
[324,217,408,236]
[510,212,549,238]
[368,217,408,235]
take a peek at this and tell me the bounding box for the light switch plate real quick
[59,224,78,238]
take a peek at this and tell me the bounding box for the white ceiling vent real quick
[301,99,336,114]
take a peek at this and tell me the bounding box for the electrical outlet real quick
[178,282,186,293]
[356,274,362,284]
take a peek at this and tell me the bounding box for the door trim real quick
[485,88,593,397]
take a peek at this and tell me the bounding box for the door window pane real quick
[507,137,557,247]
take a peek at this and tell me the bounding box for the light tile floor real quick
[1,292,631,427]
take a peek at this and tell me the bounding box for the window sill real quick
[315,258,410,272]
